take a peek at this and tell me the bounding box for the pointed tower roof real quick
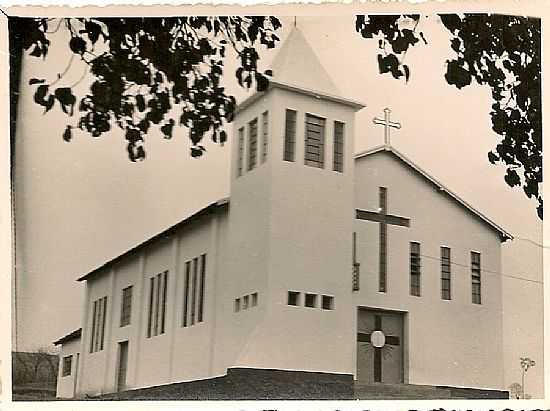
[269,27,341,96]
[235,26,365,114]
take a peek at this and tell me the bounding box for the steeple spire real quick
[269,26,341,97]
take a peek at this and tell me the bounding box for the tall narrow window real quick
[160,271,168,334]
[90,300,97,353]
[90,296,107,352]
[237,127,245,176]
[198,254,206,322]
[304,113,326,168]
[147,277,154,337]
[379,187,387,293]
[191,257,198,325]
[441,247,451,300]
[120,286,133,327]
[410,242,421,296]
[333,121,345,172]
[248,118,258,171]
[147,272,168,337]
[471,252,481,304]
[183,261,190,327]
[261,111,269,163]
[284,109,296,162]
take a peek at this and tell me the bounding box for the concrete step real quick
[354,383,452,400]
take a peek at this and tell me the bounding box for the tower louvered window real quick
[304,113,325,168]
[333,121,345,172]
[284,109,296,162]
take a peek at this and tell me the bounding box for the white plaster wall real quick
[56,338,80,398]
[233,88,359,374]
[353,151,504,390]
[76,209,225,395]
[215,92,274,374]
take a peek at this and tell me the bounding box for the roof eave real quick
[76,199,229,282]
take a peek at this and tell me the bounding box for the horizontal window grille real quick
[333,121,345,172]
[471,252,481,304]
[237,127,245,176]
[248,119,258,171]
[441,247,451,300]
[261,111,269,163]
[410,242,421,297]
[304,114,326,168]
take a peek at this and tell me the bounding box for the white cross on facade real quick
[373,108,401,146]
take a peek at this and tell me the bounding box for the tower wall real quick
[225,86,361,376]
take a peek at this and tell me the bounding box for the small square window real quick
[287,291,300,306]
[305,293,317,308]
[243,295,249,310]
[234,298,240,312]
[321,295,334,310]
[251,292,258,307]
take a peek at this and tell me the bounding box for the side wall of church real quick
[56,338,80,398]
[353,151,504,390]
[76,210,228,395]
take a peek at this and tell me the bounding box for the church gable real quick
[354,146,511,242]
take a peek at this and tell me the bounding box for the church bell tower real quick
[219,27,365,377]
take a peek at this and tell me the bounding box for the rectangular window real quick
[147,271,168,337]
[304,113,326,168]
[261,111,269,163]
[182,261,190,327]
[471,252,481,304]
[237,127,245,176]
[234,298,240,312]
[284,109,296,162]
[333,121,345,172]
[248,118,258,171]
[120,286,133,327]
[62,355,72,377]
[287,291,300,306]
[90,296,107,352]
[251,292,258,307]
[147,277,154,337]
[198,254,206,323]
[441,247,451,300]
[305,293,317,308]
[191,258,198,325]
[321,295,334,310]
[243,295,249,310]
[410,242,421,297]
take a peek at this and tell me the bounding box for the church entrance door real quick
[356,308,404,384]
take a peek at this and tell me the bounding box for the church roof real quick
[53,328,82,346]
[354,145,513,242]
[76,198,229,282]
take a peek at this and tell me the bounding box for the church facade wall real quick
[353,151,504,390]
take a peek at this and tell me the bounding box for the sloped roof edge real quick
[355,145,513,242]
[77,198,229,282]
[53,328,82,346]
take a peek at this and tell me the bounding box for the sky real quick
[13,15,544,396]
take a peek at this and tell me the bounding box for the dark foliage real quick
[356,14,542,219]
[13,17,281,160]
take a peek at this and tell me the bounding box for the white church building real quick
[54,28,512,400]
